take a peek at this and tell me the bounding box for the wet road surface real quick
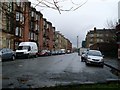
[2,53,119,88]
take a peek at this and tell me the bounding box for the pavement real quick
[104,57,120,71]
[104,57,120,78]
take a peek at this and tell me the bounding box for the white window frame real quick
[29,32,31,39]
[16,0,20,6]
[35,24,38,30]
[97,39,100,42]
[100,39,103,42]
[15,27,19,36]
[97,34,99,37]
[31,32,34,40]
[31,11,34,17]
[46,24,49,29]
[0,36,2,47]
[19,28,22,37]
[43,20,46,26]
[36,14,38,20]
[20,2,23,7]
[118,49,120,59]
[22,2,25,11]
[90,34,94,37]
[16,12,20,21]
[20,13,23,22]
[6,39,11,48]
[22,16,24,24]
[36,34,38,40]
[34,33,36,40]
[38,25,40,31]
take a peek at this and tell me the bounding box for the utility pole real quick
[77,36,80,55]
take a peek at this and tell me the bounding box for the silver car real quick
[85,50,104,67]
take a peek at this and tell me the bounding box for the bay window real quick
[16,12,24,22]
[15,27,22,37]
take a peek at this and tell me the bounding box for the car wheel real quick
[101,64,104,68]
[81,58,83,62]
[85,62,89,66]
[35,54,38,58]
[12,55,15,60]
[26,54,30,59]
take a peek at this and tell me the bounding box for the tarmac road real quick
[2,53,119,88]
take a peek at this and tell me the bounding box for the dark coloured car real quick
[38,50,51,56]
[0,48,16,61]
[51,51,57,55]
[81,51,87,62]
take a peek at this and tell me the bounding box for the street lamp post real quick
[77,36,79,49]
[77,36,80,55]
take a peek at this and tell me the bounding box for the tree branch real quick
[31,0,88,13]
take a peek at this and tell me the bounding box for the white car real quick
[85,50,104,67]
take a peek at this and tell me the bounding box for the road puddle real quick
[17,74,33,84]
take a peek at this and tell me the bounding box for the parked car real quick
[0,48,16,61]
[85,50,104,67]
[54,50,60,55]
[58,50,62,55]
[60,49,66,54]
[66,50,71,54]
[47,50,52,56]
[16,42,38,58]
[51,51,57,55]
[81,50,87,62]
[38,50,51,56]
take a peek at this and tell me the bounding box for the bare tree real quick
[105,19,118,42]
[106,19,118,29]
[31,0,88,14]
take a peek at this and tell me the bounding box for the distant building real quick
[85,27,117,57]
[86,27,115,48]
[55,31,72,52]
[82,41,86,48]
[66,39,72,52]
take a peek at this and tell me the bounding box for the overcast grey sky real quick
[29,0,119,47]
